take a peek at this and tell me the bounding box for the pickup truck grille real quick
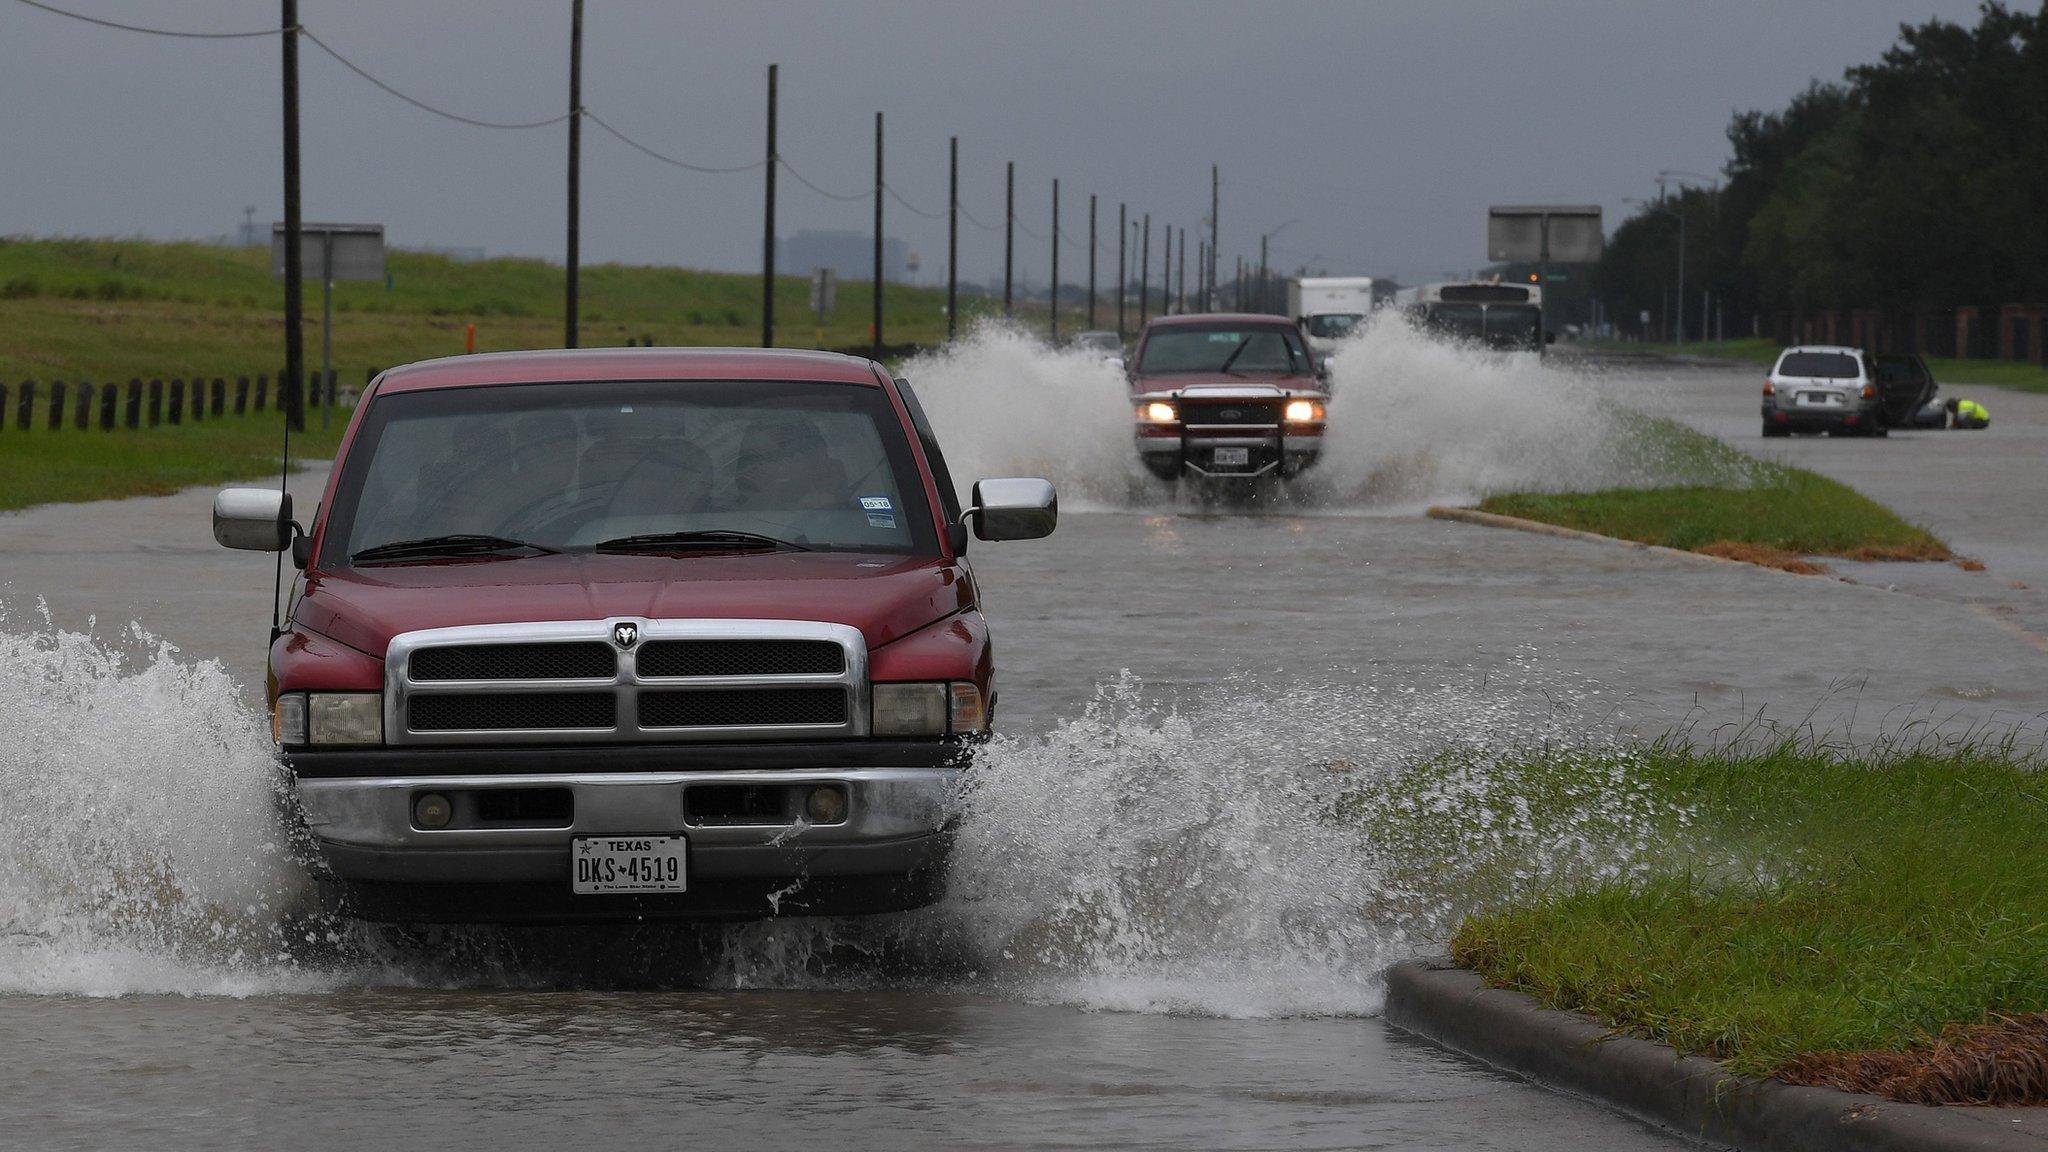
[409,642,616,682]
[409,691,617,732]
[384,620,868,745]
[638,639,844,678]
[640,686,847,729]
[1181,400,1280,426]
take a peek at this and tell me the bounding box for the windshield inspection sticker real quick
[860,496,894,511]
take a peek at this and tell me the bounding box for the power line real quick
[584,109,764,174]
[881,183,946,221]
[12,0,276,39]
[779,157,869,203]
[302,29,570,130]
[956,202,1000,232]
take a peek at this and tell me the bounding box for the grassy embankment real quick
[1612,335,2048,394]
[1476,417,1949,571]
[0,236,1037,509]
[1444,739,2048,1102]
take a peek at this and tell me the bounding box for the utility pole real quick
[1209,164,1219,315]
[564,0,583,348]
[1049,178,1060,343]
[1003,161,1015,317]
[1177,227,1186,314]
[280,0,303,432]
[947,135,958,342]
[761,64,777,347]
[1161,226,1173,316]
[1086,193,1097,330]
[1258,234,1268,313]
[1116,202,1127,338]
[1139,213,1151,325]
[1196,240,1206,313]
[871,111,883,358]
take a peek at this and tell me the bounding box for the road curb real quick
[1383,959,2048,1151]
[1424,505,1818,578]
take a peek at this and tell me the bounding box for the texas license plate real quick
[1213,447,1250,467]
[572,836,687,894]
[1797,391,1839,407]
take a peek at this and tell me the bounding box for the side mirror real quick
[966,478,1057,541]
[213,487,296,552]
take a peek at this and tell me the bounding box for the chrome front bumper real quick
[297,765,955,882]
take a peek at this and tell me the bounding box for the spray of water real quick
[713,662,1690,1017]
[902,317,1737,516]
[0,612,336,997]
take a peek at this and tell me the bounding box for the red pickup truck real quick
[212,348,1055,923]
[1129,314,1329,482]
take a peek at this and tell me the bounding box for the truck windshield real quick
[1304,314,1364,339]
[1137,325,1307,374]
[323,379,939,564]
[1419,304,1486,341]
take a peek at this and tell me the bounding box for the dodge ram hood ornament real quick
[611,621,639,649]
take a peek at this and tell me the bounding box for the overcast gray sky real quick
[0,0,1991,287]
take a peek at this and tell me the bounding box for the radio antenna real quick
[269,387,293,644]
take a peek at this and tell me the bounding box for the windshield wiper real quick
[593,530,813,554]
[1217,340,1252,376]
[351,534,559,564]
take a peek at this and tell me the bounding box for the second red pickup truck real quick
[1128,314,1329,482]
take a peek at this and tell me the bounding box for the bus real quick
[1407,281,1547,353]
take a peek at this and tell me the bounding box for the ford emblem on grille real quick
[611,622,639,649]
[1220,408,1242,419]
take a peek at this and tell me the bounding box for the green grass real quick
[1610,335,2048,394]
[0,236,1038,384]
[1479,418,1948,563]
[0,405,343,511]
[1449,739,2048,1078]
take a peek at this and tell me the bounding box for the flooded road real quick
[5,330,2045,1149]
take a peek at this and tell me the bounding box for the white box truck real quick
[1287,277,1394,356]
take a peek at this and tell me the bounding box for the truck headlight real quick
[1139,401,1178,423]
[273,692,383,746]
[1284,400,1324,422]
[872,682,987,736]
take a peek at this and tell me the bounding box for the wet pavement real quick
[4,356,2045,1149]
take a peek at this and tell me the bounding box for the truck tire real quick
[1762,419,1789,438]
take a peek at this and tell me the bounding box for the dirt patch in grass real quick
[1841,541,1953,562]
[1695,541,1831,574]
[1780,1014,2048,1106]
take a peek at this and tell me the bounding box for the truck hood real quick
[292,551,973,660]
[1131,372,1324,398]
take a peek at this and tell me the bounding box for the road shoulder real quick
[1383,958,2048,1152]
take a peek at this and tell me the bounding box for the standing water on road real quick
[1,613,1685,1009]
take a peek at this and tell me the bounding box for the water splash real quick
[901,317,1740,516]
[0,613,337,996]
[709,663,1690,1017]
[0,610,1687,1014]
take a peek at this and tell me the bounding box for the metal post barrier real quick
[99,384,116,431]
[147,379,162,427]
[212,378,226,417]
[17,381,34,430]
[48,381,65,430]
[236,377,250,415]
[74,381,92,430]
[168,379,185,425]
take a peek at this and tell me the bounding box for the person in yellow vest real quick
[1945,397,1990,429]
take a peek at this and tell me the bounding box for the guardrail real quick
[0,370,373,433]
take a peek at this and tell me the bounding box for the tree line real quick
[1597,2,2047,340]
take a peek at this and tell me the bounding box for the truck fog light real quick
[948,682,988,733]
[308,693,383,745]
[872,683,948,735]
[805,786,847,824]
[413,792,454,829]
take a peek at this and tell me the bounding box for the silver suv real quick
[1762,345,1885,437]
